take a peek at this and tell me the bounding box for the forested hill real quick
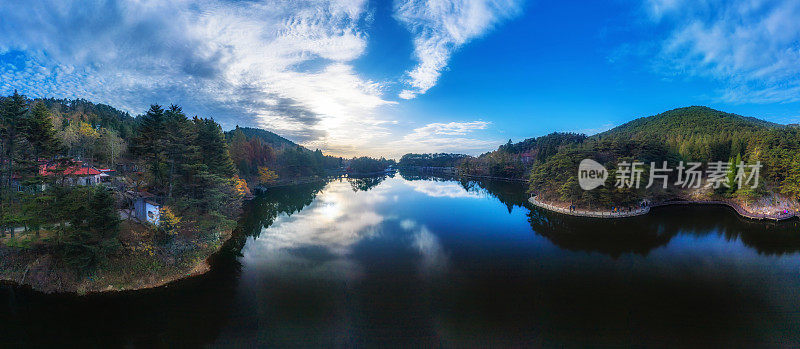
[225,126,298,150]
[594,106,783,156]
[526,106,800,207]
[34,97,137,139]
[33,97,307,153]
[598,106,781,140]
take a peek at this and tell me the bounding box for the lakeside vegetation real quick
[399,107,800,214]
[528,107,800,210]
[0,91,394,293]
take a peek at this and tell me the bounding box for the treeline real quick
[347,156,394,174]
[227,126,343,184]
[398,153,468,168]
[458,132,587,179]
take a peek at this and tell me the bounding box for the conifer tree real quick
[195,117,235,177]
[1,91,28,190]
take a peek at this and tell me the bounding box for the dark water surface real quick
[3,173,800,347]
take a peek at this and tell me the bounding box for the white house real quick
[40,162,102,186]
[133,192,161,225]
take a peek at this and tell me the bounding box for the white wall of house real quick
[145,202,161,225]
[134,198,161,225]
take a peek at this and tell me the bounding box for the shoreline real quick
[529,196,649,218]
[529,196,797,221]
[0,229,234,295]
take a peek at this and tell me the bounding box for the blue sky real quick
[1,0,799,158]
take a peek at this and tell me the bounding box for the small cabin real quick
[133,192,161,225]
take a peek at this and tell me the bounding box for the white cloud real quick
[644,0,800,103]
[408,120,491,136]
[373,120,498,157]
[394,0,523,99]
[0,0,396,155]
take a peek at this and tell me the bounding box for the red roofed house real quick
[40,162,103,186]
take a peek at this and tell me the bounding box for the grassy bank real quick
[0,220,231,294]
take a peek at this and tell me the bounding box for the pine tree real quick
[25,102,61,160]
[163,105,199,198]
[195,117,235,177]
[1,91,28,191]
[132,104,168,189]
[132,104,165,157]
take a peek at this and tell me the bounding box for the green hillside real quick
[225,126,298,150]
[525,106,800,207]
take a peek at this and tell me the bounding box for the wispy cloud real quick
[374,120,498,157]
[394,0,523,99]
[0,0,395,154]
[407,120,491,136]
[643,0,800,103]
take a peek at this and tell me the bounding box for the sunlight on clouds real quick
[371,120,499,157]
[0,0,395,156]
[394,0,523,99]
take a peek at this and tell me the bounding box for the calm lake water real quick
[3,172,800,347]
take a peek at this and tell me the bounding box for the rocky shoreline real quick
[529,195,797,221]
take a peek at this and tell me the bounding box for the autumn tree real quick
[258,166,278,184]
[157,206,181,244]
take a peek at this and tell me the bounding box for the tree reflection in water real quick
[2,175,800,347]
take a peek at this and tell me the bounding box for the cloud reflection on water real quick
[241,177,460,282]
[240,180,390,280]
[406,180,483,199]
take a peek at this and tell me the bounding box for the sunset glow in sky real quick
[2,0,800,158]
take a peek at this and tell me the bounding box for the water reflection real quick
[346,175,387,192]
[528,202,800,257]
[2,174,800,346]
[239,179,391,281]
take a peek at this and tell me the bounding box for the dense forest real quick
[0,91,385,288]
[0,92,249,275]
[527,107,800,208]
[399,133,587,179]
[458,132,587,179]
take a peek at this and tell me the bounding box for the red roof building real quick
[39,162,102,176]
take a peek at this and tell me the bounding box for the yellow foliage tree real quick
[258,166,278,184]
[77,121,99,138]
[158,206,181,239]
[233,175,250,197]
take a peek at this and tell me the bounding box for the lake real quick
[2,172,800,346]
